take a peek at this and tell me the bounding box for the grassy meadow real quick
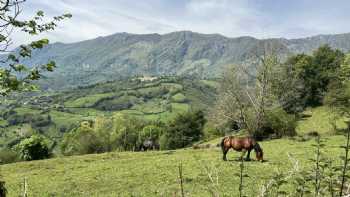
[1,107,349,196]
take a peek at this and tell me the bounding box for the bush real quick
[61,114,146,155]
[203,123,224,139]
[0,148,19,164]
[160,110,206,149]
[140,125,163,141]
[112,114,145,151]
[60,124,104,156]
[6,113,52,128]
[31,115,51,128]
[16,135,50,161]
[257,108,297,139]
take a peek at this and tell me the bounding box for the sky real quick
[11,0,350,46]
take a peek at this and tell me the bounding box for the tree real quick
[324,53,350,117]
[0,0,71,95]
[16,134,50,161]
[60,121,103,156]
[112,113,145,151]
[61,114,147,155]
[160,110,206,149]
[139,124,163,142]
[272,54,311,113]
[0,1,71,192]
[212,43,284,138]
[277,45,345,109]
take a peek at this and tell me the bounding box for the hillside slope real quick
[0,77,218,149]
[18,31,350,90]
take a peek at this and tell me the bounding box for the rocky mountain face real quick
[19,31,350,90]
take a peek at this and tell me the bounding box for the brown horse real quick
[221,136,263,161]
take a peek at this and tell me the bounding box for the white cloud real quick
[8,0,350,48]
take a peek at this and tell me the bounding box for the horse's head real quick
[254,143,264,162]
[255,149,263,161]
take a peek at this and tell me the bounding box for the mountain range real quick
[20,31,350,90]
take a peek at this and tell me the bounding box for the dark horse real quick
[139,139,160,151]
[221,136,263,161]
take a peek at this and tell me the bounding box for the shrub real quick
[112,114,144,151]
[61,114,146,155]
[16,135,50,161]
[95,98,133,111]
[6,113,52,128]
[31,115,51,128]
[160,110,206,149]
[258,108,297,138]
[203,123,223,139]
[60,124,104,156]
[140,125,163,141]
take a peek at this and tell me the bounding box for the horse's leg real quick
[222,148,229,161]
[240,149,247,161]
[245,149,251,161]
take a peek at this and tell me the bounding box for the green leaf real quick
[7,54,18,62]
[37,11,44,17]
[29,69,40,80]
[19,45,32,57]
[64,13,73,18]
[30,39,49,49]
[0,34,6,42]
[13,64,26,72]
[45,61,56,72]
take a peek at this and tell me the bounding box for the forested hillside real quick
[17,31,350,90]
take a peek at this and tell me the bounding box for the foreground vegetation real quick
[0,135,348,196]
[0,105,349,196]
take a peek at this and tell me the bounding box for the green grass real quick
[161,83,183,90]
[14,107,41,115]
[118,109,144,116]
[49,110,86,128]
[1,105,350,196]
[1,135,348,196]
[64,93,115,108]
[0,78,217,146]
[68,108,109,117]
[0,118,7,127]
[296,106,348,135]
[200,80,220,89]
[3,78,350,196]
[171,103,190,112]
[171,93,187,103]
[132,100,166,114]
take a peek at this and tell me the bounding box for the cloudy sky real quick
[13,0,350,46]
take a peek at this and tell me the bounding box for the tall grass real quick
[339,123,350,196]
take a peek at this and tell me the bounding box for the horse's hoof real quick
[244,158,251,161]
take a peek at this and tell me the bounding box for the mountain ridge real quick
[19,31,350,90]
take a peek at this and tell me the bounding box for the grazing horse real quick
[221,136,263,161]
[139,139,160,151]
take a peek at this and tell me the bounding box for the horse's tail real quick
[220,137,226,152]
